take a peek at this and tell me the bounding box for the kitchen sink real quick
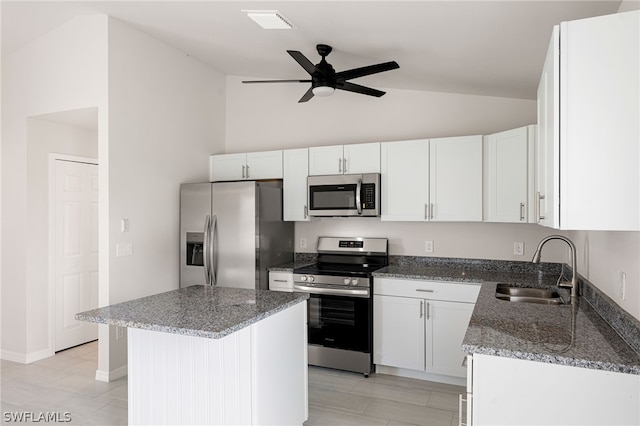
[495,283,566,305]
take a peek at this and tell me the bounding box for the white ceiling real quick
[1,1,623,101]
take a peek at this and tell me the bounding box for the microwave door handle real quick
[356,178,363,215]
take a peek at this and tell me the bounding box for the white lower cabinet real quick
[471,353,640,426]
[373,278,479,384]
[269,271,294,292]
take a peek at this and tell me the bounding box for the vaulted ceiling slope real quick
[1,1,622,100]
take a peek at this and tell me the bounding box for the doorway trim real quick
[48,153,99,357]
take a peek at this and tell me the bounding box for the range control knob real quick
[343,278,351,285]
[300,275,308,282]
[351,278,359,286]
[308,276,315,283]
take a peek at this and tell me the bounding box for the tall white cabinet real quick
[283,148,310,221]
[536,11,639,230]
[381,136,483,222]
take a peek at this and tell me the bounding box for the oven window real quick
[308,294,371,353]
[309,185,357,210]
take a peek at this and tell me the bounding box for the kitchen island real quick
[77,285,309,426]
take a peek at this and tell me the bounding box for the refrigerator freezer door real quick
[180,183,212,287]
[212,181,258,289]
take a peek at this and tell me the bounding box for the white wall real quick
[225,75,536,152]
[1,16,108,362]
[104,17,226,374]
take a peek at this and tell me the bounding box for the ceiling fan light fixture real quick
[312,86,335,97]
[243,10,293,30]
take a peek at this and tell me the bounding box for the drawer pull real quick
[273,279,289,283]
[416,289,434,293]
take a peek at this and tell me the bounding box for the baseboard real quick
[95,364,127,382]
[1,348,54,364]
[375,365,466,387]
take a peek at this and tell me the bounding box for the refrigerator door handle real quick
[203,215,212,285]
[210,214,217,285]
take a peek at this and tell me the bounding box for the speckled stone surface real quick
[76,285,309,339]
[373,259,640,375]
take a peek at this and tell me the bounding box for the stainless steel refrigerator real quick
[179,180,294,290]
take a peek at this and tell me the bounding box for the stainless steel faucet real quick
[532,235,579,299]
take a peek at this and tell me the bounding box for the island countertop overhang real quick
[76,285,309,339]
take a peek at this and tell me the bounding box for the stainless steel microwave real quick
[307,173,381,217]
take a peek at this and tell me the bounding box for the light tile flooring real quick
[1,342,464,425]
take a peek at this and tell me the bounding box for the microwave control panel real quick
[362,183,376,208]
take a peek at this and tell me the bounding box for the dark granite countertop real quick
[76,285,309,339]
[373,263,640,375]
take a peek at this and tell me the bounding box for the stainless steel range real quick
[293,237,388,376]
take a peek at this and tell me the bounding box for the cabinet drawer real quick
[374,277,480,303]
[269,271,293,292]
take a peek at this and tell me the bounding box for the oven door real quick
[306,293,372,353]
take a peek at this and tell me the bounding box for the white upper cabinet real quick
[537,11,639,230]
[429,136,483,222]
[308,142,380,175]
[381,137,482,222]
[485,125,536,223]
[381,139,430,221]
[283,148,310,221]
[210,150,283,182]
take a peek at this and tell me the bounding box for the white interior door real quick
[54,159,99,351]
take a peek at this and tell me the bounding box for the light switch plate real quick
[116,242,133,257]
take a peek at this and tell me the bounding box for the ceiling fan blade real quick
[298,87,315,103]
[336,81,386,97]
[287,50,318,75]
[334,61,399,81]
[242,79,311,84]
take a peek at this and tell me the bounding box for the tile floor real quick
[1,342,464,425]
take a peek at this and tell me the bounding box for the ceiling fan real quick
[242,44,400,103]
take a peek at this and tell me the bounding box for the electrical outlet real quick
[425,240,434,253]
[299,238,307,249]
[116,242,133,257]
[514,242,524,256]
[116,326,125,340]
[620,271,627,300]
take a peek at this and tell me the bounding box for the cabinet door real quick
[536,26,560,228]
[426,300,474,378]
[485,126,532,223]
[308,145,344,175]
[343,142,381,174]
[380,139,430,221]
[560,12,639,230]
[373,295,425,371]
[430,136,483,221]
[246,150,283,180]
[210,153,246,181]
[283,148,309,221]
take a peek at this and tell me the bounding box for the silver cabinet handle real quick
[273,279,288,283]
[430,203,434,220]
[338,158,342,173]
[242,165,246,179]
[344,158,348,173]
[425,204,428,220]
[419,300,424,318]
[304,205,308,219]
[416,289,434,293]
[426,302,430,319]
[520,202,525,221]
[536,191,546,221]
[246,164,250,178]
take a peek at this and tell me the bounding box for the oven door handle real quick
[293,284,370,298]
